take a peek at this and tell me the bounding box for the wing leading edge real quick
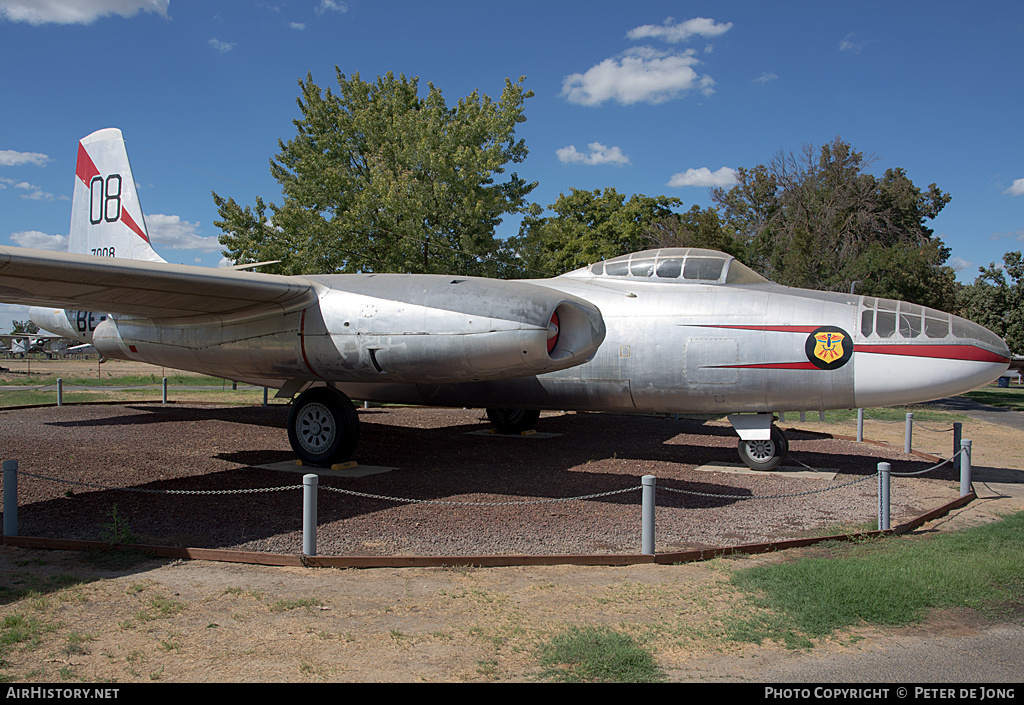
[0,246,319,320]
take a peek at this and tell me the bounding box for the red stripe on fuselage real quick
[712,362,819,370]
[857,344,1009,364]
[693,324,821,333]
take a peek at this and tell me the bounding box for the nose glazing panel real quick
[858,297,1009,356]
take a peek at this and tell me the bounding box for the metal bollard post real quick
[263,387,269,407]
[303,473,318,556]
[641,475,656,555]
[960,439,972,498]
[877,462,890,531]
[3,460,17,537]
[57,378,63,407]
[162,377,168,404]
[953,423,962,461]
[904,412,913,454]
[857,408,864,442]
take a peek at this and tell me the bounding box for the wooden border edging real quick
[0,490,977,570]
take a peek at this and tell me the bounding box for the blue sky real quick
[1,0,1022,330]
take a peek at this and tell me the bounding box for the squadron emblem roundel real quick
[805,326,853,370]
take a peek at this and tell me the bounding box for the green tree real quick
[959,251,1024,354]
[644,205,746,260]
[216,70,536,276]
[11,320,39,335]
[510,187,683,277]
[710,137,955,308]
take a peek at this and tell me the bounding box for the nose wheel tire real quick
[736,426,789,471]
[288,387,360,467]
[485,408,541,435]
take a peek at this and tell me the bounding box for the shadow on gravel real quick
[42,403,290,430]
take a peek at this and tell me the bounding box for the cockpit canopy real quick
[568,248,769,285]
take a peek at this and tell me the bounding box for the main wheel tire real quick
[485,408,541,435]
[287,387,360,466]
[736,426,788,471]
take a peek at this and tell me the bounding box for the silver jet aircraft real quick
[0,129,1011,470]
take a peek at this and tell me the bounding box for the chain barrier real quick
[660,472,876,502]
[5,439,972,556]
[861,411,907,425]
[16,470,301,496]
[860,411,956,431]
[912,421,957,433]
[13,468,638,506]
[319,484,639,506]
[889,448,964,477]
[11,448,949,508]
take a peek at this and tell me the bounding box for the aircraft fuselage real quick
[31,256,1009,419]
[337,271,1009,416]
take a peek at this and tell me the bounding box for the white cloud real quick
[753,72,778,85]
[838,31,875,54]
[556,142,630,167]
[668,167,737,188]
[626,17,733,44]
[562,47,715,106]
[289,21,305,30]
[1004,178,1024,196]
[10,230,68,250]
[9,181,60,201]
[0,150,49,166]
[146,214,221,251]
[0,0,168,25]
[208,38,236,54]
[315,0,347,15]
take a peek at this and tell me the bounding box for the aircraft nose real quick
[854,302,1010,408]
[949,313,1011,358]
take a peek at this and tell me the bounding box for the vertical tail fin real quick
[70,128,166,263]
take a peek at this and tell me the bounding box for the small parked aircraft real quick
[0,331,65,356]
[0,129,1011,469]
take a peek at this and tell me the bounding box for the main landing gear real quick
[728,413,790,471]
[485,408,541,435]
[287,387,360,467]
[736,425,789,471]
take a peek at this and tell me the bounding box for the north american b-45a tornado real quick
[0,129,1011,470]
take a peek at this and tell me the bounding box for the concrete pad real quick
[465,430,563,439]
[695,461,837,480]
[257,461,397,478]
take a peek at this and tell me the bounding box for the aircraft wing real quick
[0,246,318,319]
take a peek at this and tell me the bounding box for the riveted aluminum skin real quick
[88,273,606,386]
[337,250,1010,414]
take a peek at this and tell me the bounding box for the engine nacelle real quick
[302,275,607,383]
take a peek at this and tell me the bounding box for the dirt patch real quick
[0,358,205,381]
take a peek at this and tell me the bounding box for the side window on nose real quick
[875,311,896,338]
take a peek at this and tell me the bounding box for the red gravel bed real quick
[0,403,961,557]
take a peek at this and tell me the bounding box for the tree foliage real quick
[11,320,38,335]
[216,70,536,276]
[644,205,746,259]
[958,251,1024,354]
[509,187,683,277]
[710,137,955,309]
